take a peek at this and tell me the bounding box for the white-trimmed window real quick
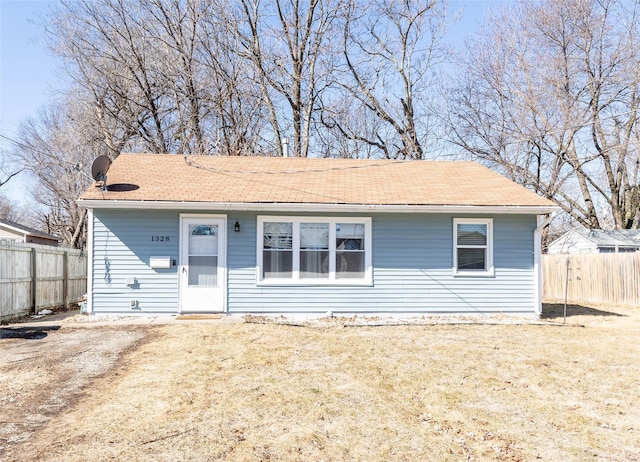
[257,216,372,285]
[453,218,494,276]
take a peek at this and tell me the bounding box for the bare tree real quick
[449,0,640,229]
[143,0,209,153]
[13,103,95,248]
[45,0,455,160]
[50,0,178,153]
[47,0,270,157]
[0,193,26,222]
[317,97,387,158]
[324,0,450,159]
[199,1,268,156]
[235,0,339,157]
[0,144,24,189]
[0,165,23,189]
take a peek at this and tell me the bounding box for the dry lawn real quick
[2,305,640,461]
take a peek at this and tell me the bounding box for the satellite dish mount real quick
[91,155,112,192]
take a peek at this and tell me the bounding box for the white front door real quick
[179,216,226,312]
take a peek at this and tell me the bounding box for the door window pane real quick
[188,224,218,286]
[189,225,218,255]
[188,256,218,286]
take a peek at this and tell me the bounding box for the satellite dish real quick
[91,155,112,191]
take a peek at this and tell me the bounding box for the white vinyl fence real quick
[0,241,87,322]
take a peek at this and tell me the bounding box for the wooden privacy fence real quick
[543,253,640,306]
[0,241,87,321]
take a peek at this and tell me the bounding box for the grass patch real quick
[14,309,640,461]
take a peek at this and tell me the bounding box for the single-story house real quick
[0,218,59,246]
[547,228,640,254]
[78,154,559,318]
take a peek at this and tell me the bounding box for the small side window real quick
[454,219,493,276]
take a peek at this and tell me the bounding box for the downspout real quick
[86,208,94,315]
[534,212,557,317]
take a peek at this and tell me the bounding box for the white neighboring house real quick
[547,228,640,254]
[0,219,59,247]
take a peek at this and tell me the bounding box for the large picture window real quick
[453,218,494,276]
[257,216,372,284]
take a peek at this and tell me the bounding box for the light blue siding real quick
[91,210,180,313]
[227,212,536,316]
[91,209,537,316]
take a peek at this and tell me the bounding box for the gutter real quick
[534,211,558,317]
[77,199,561,215]
[535,211,558,232]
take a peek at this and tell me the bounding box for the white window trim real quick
[257,216,372,286]
[453,218,494,277]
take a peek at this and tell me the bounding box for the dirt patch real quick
[0,325,149,460]
[0,304,81,326]
[1,306,639,461]
[542,302,640,329]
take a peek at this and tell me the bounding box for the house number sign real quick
[151,236,171,242]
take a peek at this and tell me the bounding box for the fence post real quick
[31,246,37,313]
[563,257,570,324]
[63,250,69,309]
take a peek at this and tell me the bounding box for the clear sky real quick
[1,1,58,135]
[0,0,58,204]
[0,0,508,206]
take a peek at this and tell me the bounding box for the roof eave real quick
[0,223,26,235]
[0,223,56,240]
[77,199,560,215]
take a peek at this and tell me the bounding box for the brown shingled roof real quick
[79,153,556,209]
